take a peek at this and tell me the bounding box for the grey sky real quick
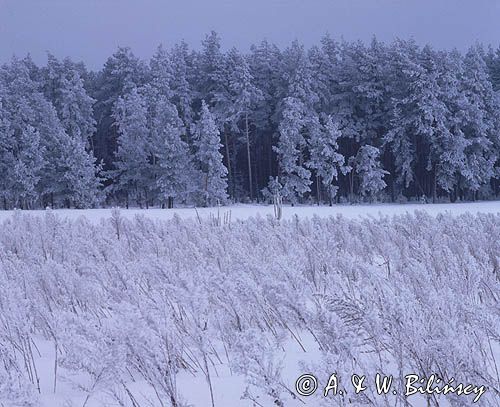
[1,0,499,69]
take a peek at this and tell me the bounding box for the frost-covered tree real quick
[148,49,198,207]
[307,115,347,203]
[149,45,173,99]
[0,57,101,208]
[351,145,388,199]
[226,48,263,200]
[92,47,148,168]
[273,41,320,203]
[145,87,197,208]
[0,58,45,208]
[385,44,464,201]
[458,46,499,197]
[308,34,340,115]
[0,86,11,209]
[249,40,283,197]
[1,35,500,206]
[384,40,432,194]
[49,133,102,208]
[194,101,228,206]
[196,31,227,112]
[274,97,311,202]
[485,45,500,91]
[42,54,96,147]
[424,50,470,198]
[169,41,196,131]
[111,86,152,207]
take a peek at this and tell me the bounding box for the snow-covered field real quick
[0,203,499,406]
[0,200,498,223]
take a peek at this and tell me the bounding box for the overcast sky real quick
[1,0,499,69]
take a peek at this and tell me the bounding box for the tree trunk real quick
[349,172,354,203]
[224,131,232,201]
[245,112,253,201]
[316,175,320,205]
[432,168,437,204]
[204,173,209,207]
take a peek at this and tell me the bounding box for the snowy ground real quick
[0,200,498,223]
[0,204,498,407]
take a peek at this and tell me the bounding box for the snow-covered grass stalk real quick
[0,211,498,406]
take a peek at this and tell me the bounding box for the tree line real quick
[0,32,499,209]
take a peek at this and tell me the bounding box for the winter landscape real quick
[1,0,500,406]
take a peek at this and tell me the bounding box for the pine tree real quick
[226,48,263,201]
[92,47,148,168]
[249,40,283,197]
[272,41,321,203]
[1,35,499,206]
[458,46,499,197]
[485,45,500,91]
[306,115,347,203]
[384,40,426,194]
[426,49,468,199]
[144,86,197,208]
[308,34,340,115]
[196,31,227,112]
[0,58,45,208]
[351,145,388,199]
[149,45,173,99]
[169,41,196,131]
[112,86,151,207]
[41,54,102,207]
[0,78,13,208]
[43,54,96,147]
[274,97,311,202]
[1,56,101,208]
[53,134,102,208]
[194,101,228,206]
[195,32,234,199]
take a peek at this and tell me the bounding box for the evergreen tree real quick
[52,134,102,208]
[0,58,45,208]
[273,41,321,203]
[274,97,311,202]
[111,86,151,207]
[226,48,263,200]
[144,86,197,207]
[428,49,469,198]
[92,47,148,168]
[149,45,173,99]
[384,40,426,194]
[458,46,499,197]
[351,145,388,199]
[194,101,228,206]
[308,34,340,115]
[0,35,499,207]
[249,40,282,196]
[196,31,227,113]
[169,41,196,131]
[306,115,347,203]
[1,57,101,208]
[485,45,500,91]
[43,54,96,147]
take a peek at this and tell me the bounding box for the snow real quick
[0,201,498,223]
[32,335,318,407]
[0,204,498,406]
